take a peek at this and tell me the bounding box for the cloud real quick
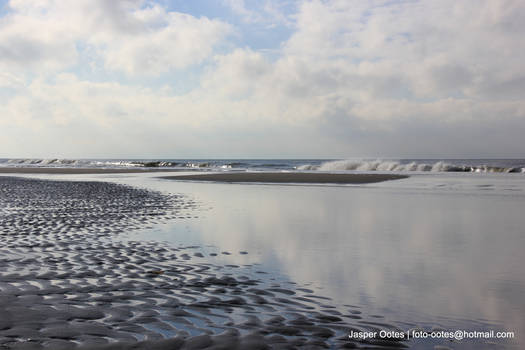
[223,0,296,26]
[1,0,524,157]
[97,5,233,74]
[197,0,525,156]
[284,0,525,99]
[0,0,232,75]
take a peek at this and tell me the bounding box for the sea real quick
[1,157,524,173]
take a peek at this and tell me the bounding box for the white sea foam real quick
[297,160,524,173]
[0,158,523,173]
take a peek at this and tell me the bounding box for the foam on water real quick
[298,159,525,173]
[1,158,524,174]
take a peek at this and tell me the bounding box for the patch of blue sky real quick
[0,0,9,15]
[158,0,236,21]
[0,87,18,100]
[160,0,296,53]
[240,24,292,55]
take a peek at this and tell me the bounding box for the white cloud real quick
[224,0,296,26]
[224,0,256,22]
[1,0,524,157]
[284,0,525,99]
[0,0,232,75]
[193,0,525,156]
[96,6,233,75]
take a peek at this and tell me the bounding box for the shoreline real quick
[161,172,409,184]
[0,167,183,174]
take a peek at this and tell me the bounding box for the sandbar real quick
[161,172,408,184]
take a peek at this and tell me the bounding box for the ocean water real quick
[1,158,524,174]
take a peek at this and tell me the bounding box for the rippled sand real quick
[0,177,407,349]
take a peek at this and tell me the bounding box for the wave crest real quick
[298,160,524,173]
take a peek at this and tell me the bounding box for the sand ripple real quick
[0,177,406,349]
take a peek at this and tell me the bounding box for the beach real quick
[0,174,408,349]
[2,0,524,348]
[0,166,523,349]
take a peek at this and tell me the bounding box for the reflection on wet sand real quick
[130,178,524,348]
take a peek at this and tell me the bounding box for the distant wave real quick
[129,161,248,169]
[1,158,523,173]
[0,159,250,170]
[7,158,82,165]
[297,160,525,173]
[4,159,141,168]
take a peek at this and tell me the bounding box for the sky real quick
[0,0,524,159]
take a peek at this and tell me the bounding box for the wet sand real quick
[0,176,407,349]
[161,172,408,184]
[0,167,181,174]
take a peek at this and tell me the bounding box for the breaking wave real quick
[1,158,523,174]
[0,159,271,170]
[3,158,142,168]
[297,160,525,173]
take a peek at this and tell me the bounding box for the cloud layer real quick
[1,0,524,158]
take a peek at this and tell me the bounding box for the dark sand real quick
[0,176,407,349]
[161,172,408,184]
